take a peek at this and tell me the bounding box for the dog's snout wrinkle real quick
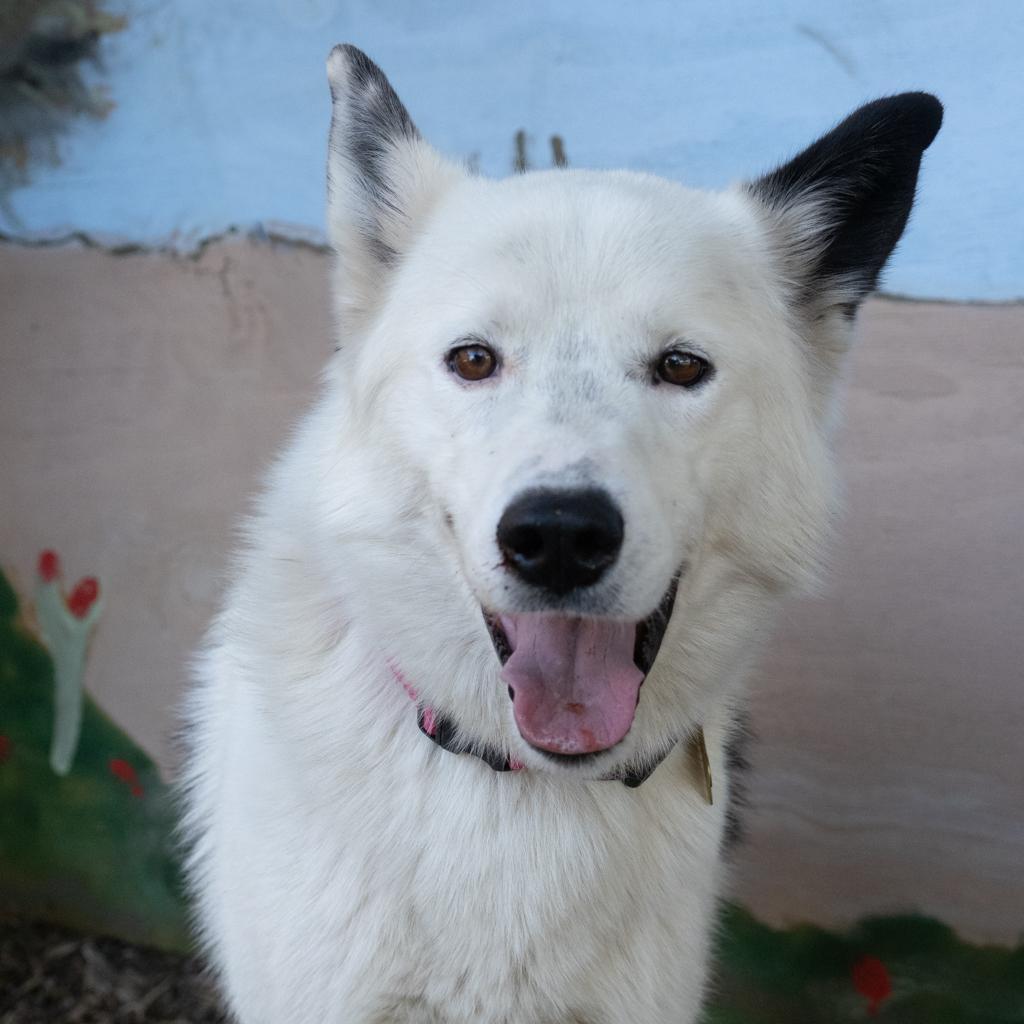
[496,488,623,595]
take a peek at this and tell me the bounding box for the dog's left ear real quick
[747,92,942,312]
[326,45,464,333]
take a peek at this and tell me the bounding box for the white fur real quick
[180,50,861,1024]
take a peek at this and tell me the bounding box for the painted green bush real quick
[0,567,190,951]
[705,899,1024,1022]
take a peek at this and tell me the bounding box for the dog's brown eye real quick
[448,343,498,381]
[656,350,710,388]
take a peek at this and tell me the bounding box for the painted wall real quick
[2,0,1021,300]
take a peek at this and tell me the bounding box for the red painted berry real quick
[852,955,892,1016]
[67,577,100,618]
[38,550,59,582]
[109,757,144,798]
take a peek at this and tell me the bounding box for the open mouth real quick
[483,576,680,758]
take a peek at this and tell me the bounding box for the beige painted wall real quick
[1,240,1021,943]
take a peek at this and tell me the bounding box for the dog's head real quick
[320,45,940,778]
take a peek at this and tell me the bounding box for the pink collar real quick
[390,660,524,772]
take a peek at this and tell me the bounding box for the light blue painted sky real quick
[4,0,1021,300]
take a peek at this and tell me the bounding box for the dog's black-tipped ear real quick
[747,93,942,309]
[326,45,463,332]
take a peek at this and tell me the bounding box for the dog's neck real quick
[390,659,713,798]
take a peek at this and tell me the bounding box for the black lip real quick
[482,571,682,678]
[484,612,513,665]
[632,574,681,674]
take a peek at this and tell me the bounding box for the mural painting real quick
[0,554,189,952]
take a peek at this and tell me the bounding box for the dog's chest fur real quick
[187,641,730,1024]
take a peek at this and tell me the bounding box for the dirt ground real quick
[0,916,225,1024]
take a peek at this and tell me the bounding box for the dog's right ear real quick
[326,45,463,334]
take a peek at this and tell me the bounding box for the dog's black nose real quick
[496,488,624,594]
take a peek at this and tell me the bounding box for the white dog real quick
[182,45,940,1023]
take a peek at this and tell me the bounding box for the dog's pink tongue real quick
[500,615,642,755]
